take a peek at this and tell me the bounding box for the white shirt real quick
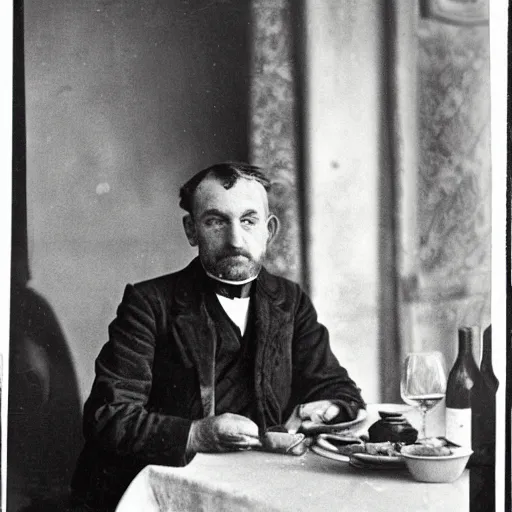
[215,294,251,336]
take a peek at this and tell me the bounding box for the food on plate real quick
[313,427,462,463]
[315,434,365,455]
[401,436,462,457]
[333,440,403,457]
[364,441,402,457]
[315,432,460,459]
[403,444,452,457]
[416,437,459,448]
[334,443,367,456]
[314,434,403,458]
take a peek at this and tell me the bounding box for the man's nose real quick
[226,221,244,247]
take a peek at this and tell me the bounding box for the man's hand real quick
[298,400,340,424]
[187,413,262,454]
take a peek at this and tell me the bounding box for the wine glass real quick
[400,351,447,439]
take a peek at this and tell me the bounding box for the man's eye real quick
[241,218,257,226]
[205,218,225,227]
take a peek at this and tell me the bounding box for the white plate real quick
[350,452,405,469]
[311,445,406,469]
[310,443,350,462]
[300,408,368,435]
[315,434,363,453]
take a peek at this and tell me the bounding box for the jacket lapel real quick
[252,268,294,428]
[169,260,217,417]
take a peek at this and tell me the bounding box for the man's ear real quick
[183,215,198,247]
[266,214,280,245]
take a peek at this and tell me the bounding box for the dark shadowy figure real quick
[8,284,82,512]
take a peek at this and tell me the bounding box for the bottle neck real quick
[458,338,473,356]
[480,326,496,381]
[457,326,478,362]
[480,325,492,367]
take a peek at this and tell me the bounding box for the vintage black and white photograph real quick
[4,0,508,511]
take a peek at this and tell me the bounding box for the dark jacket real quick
[71,258,364,510]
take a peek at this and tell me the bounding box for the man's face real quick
[184,176,277,282]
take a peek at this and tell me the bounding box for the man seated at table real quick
[70,162,365,511]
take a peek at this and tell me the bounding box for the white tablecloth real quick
[116,403,468,512]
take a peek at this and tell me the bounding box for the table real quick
[115,404,469,512]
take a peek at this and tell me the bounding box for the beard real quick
[201,250,264,282]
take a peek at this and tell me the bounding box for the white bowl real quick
[401,446,472,483]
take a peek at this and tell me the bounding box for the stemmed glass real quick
[400,351,447,439]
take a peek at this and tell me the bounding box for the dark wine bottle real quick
[473,325,499,463]
[480,325,499,392]
[445,326,480,448]
[470,325,498,512]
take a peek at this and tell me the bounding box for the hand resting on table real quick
[187,413,262,454]
[298,400,341,424]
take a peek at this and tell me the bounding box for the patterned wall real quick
[248,1,492,379]
[249,0,302,283]
[412,19,491,363]
[418,23,491,280]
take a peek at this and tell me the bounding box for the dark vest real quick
[205,292,257,421]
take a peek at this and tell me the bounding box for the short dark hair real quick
[179,162,271,214]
